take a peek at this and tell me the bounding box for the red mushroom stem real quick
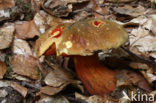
[74,54,116,97]
[45,45,117,97]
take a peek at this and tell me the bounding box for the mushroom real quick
[35,18,128,97]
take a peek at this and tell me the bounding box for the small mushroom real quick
[35,18,128,97]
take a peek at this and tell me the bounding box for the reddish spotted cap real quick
[35,18,128,57]
[54,18,128,56]
[35,23,70,57]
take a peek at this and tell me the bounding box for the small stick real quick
[121,47,156,66]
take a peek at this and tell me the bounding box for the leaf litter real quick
[0,0,156,103]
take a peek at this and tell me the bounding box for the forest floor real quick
[0,0,156,103]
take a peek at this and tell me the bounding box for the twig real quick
[66,96,87,103]
[21,81,40,91]
[121,47,156,66]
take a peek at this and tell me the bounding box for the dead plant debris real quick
[0,0,156,103]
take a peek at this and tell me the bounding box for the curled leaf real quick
[10,82,27,97]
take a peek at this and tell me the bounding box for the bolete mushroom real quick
[35,18,128,97]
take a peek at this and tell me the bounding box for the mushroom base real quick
[74,54,117,97]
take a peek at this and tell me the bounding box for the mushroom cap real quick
[35,23,71,57]
[55,18,128,56]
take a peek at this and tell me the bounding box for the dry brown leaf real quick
[129,62,156,84]
[127,15,156,59]
[0,24,14,49]
[75,92,108,103]
[149,15,156,35]
[0,0,15,9]
[38,95,69,103]
[33,11,47,34]
[10,82,27,97]
[0,81,28,98]
[116,69,152,92]
[93,6,110,19]
[129,27,156,58]
[15,21,40,39]
[44,68,71,87]
[33,10,72,32]
[12,38,32,55]
[0,89,8,97]
[42,0,89,17]
[40,83,68,96]
[36,10,74,27]
[107,0,136,2]
[129,15,156,35]
[0,9,10,20]
[41,65,72,95]
[10,55,40,80]
[0,60,6,79]
[113,5,145,17]
[31,0,41,12]
[0,81,11,87]
[11,74,31,82]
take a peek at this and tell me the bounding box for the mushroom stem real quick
[74,54,116,97]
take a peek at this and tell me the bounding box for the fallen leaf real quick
[33,11,47,34]
[129,15,152,32]
[116,69,152,92]
[129,15,156,35]
[0,60,6,79]
[11,74,31,82]
[129,62,156,84]
[10,82,27,97]
[48,15,74,27]
[41,65,72,96]
[15,21,40,39]
[75,92,107,103]
[0,89,8,97]
[0,0,15,9]
[113,5,145,17]
[44,67,71,87]
[126,15,156,59]
[12,37,32,55]
[10,55,40,80]
[129,62,149,70]
[40,84,68,96]
[31,0,41,12]
[104,57,152,92]
[0,9,10,19]
[129,27,156,58]
[38,95,69,103]
[107,0,136,3]
[149,15,156,35]
[0,24,14,49]
[33,10,73,31]
[0,81,11,87]
[93,6,110,19]
[42,0,89,17]
[1,86,23,103]
[35,10,75,28]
